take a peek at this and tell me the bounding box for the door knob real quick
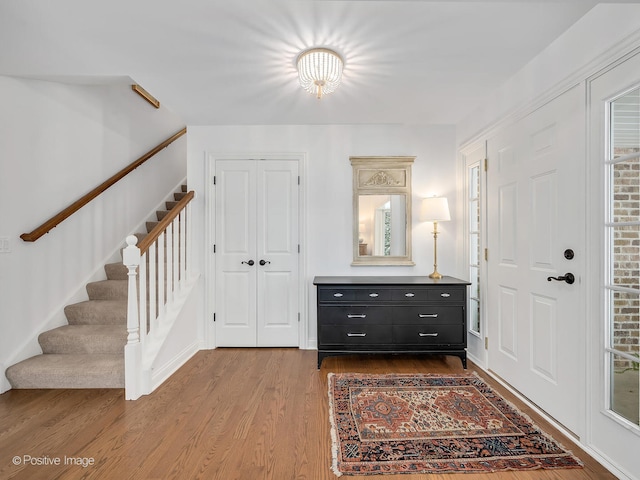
[241,260,255,266]
[259,259,271,266]
[547,273,575,284]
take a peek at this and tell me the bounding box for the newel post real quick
[123,235,142,400]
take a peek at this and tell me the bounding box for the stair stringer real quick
[135,273,203,397]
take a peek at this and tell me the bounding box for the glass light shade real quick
[420,197,451,222]
[297,48,343,99]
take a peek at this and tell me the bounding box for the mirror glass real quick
[351,156,414,265]
[357,194,406,256]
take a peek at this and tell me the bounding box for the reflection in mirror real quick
[351,156,414,266]
[358,195,406,256]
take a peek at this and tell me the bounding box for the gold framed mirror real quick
[351,156,415,265]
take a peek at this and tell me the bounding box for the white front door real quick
[487,84,585,436]
[588,51,640,477]
[215,159,299,347]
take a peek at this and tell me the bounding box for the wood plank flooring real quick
[0,349,617,479]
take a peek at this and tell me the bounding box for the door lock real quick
[547,273,575,284]
[259,259,271,266]
[241,260,255,266]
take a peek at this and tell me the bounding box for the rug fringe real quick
[327,373,343,477]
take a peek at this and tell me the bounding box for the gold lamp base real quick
[429,221,443,280]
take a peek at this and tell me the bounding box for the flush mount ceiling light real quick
[296,48,344,99]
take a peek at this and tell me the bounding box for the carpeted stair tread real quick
[174,191,187,200]
[5,354,124,389]
[181,184,187,192]
[156,210,170,221]
[86,279,127,300]
[39,325,127,354]
[65,300,127,325]
[105,262,128,280]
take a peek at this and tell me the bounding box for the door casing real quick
[204,153,308,350]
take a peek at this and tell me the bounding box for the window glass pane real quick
[469,199,479,232]
[470,165,479,199]
[470,233,479,266]
[469,298,480,334]
[612,225,640,290]
[612,158,640,223]
[469,265,480,301]
[611,290,640,357]
[610,352,639,426]
[611,87,640,159]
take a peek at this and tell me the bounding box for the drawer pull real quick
[333,293,344,298]
[405,293,415,297]
[419,332,439,337]
[419,314,438,318]
[347,314,366,319]
[347,333,366,337]
[440,293,451,298]
[369,293,379,297]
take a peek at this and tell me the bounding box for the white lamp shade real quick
[420,197,451,222]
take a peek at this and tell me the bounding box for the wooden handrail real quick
[20,127,187,242]
[138,190,195,254]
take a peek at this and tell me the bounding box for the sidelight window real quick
[605,86,640,427]
[468,163,481,335]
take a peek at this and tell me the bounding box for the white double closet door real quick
[215,159,299,347]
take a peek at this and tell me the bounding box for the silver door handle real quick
[419,314,438,318]
[405,293,415,297]
[347,314,366,318]
[333,293,343,297]
[369,293,379,297]
[347,333,366,337]
[419,333,438,337]
[440,293,451,298]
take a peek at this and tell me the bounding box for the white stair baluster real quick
[123,235,142,400]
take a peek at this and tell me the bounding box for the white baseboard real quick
[150,340,201,393]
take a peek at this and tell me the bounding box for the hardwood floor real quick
[0,349,617,479]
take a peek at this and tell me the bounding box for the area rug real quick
[327,372,583,476]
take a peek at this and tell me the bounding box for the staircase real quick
[5,185,188,390]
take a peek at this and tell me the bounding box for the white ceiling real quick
[1,1,638,126]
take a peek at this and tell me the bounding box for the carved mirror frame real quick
[351,156,415,266]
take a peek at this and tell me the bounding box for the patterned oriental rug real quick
[327,372,583,476]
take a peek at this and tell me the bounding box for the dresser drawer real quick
[318,287,392,303]
[320,325,392,345]
[427,287,465,303]
[318,306,393,325]
[391,288,430,302]
[393,306,463,325]
[393,324,464,345]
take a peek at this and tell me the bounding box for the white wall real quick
[187,124,458,348]
[0,76,186,391]
[457,4,640,146]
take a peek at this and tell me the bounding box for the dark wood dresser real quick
[313,276,470,368]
